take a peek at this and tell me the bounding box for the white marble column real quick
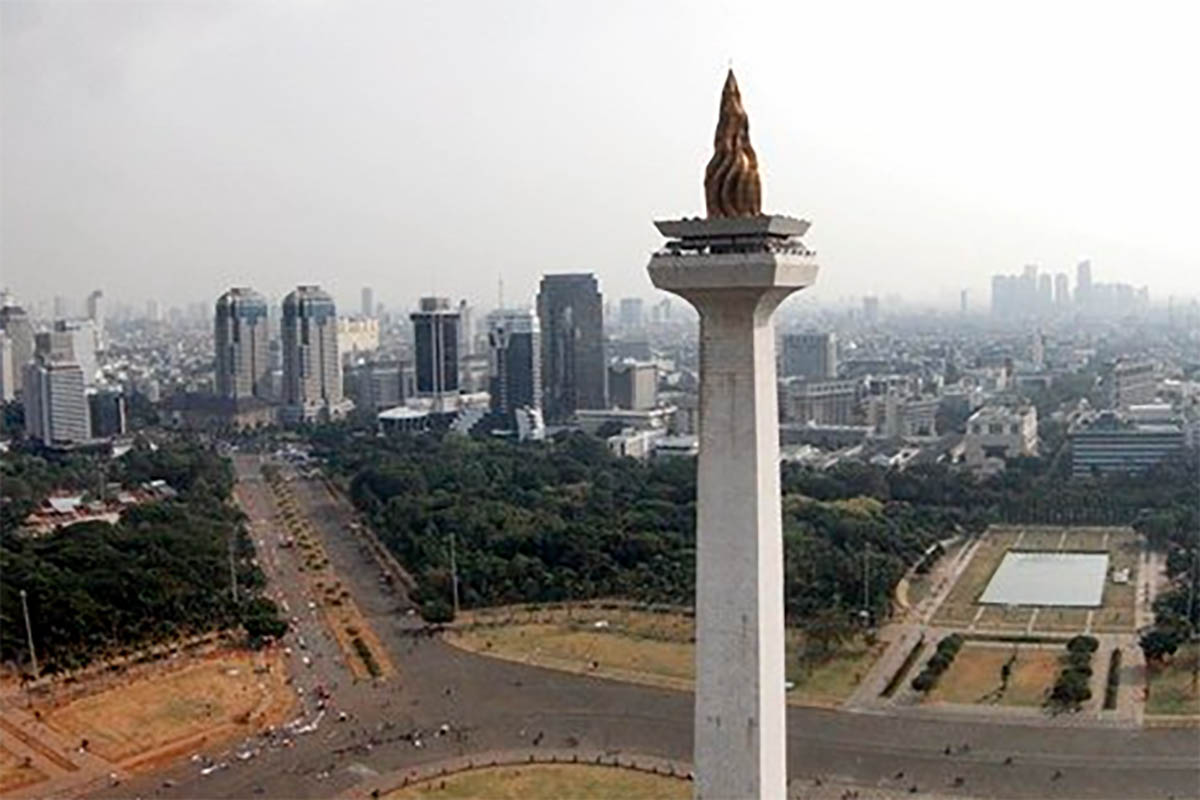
[649,252,817,800]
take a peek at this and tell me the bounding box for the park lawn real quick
[41,652,291,763]
[1146,645,1200,716]
[1019,529,1066,551]
[385,764,689,800]
[0,745,46,794]
[786,636,887,706]
[926,645,1058,707]
[447,606,882,706]
[975,605,1034,631]
[1034,608,1091,633]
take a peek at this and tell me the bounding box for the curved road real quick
[97,461,1200,799]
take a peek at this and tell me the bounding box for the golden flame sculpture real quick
[704,70,762,218]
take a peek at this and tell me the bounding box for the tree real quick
[1140,628,1183,664]
[421,598,455,625]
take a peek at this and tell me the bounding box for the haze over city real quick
[3,0,1197,313]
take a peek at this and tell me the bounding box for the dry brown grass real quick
[926,644,1058,707]
[39,650,292,765]
[447,605,885,707]
[0,745,47,794]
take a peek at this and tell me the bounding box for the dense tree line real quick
[319,432,985,625]
[0,439,284,675]
[318,428,1198,634]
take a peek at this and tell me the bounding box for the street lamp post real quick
[19,589,39,681]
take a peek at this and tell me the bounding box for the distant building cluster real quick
[991,260,1149,320]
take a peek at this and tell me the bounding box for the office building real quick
[336,316,380,360]
[618,297,645,329]
[1070,411,1184,477]
[281,285,347,422]
[411,297,460,411]
[361,287,374,318]
[1076,260,1093,307]
[23,357,90,446]
[963,404,1038,474]
[1054,273,1070,307]
[862,295,879,323]
[1037,273,1053,310]
[86,290,105,351]
[486,308,541,422]
[537,273,606,420]
[608,361,657,411]
[0,305,35,393]
[0,333,13,402]
[781,332,837,379]
[1102,359,1156,409]
[214,288,271,400]
[457,300,474,358]
[345,360,404,411]
[88,390,127,438]
[780,378,859,425]
[35,321,99,389]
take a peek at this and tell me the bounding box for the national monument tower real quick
[647,70,819,800]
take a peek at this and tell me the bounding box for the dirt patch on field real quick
[0,745,47,794]
[36,649,293,768]
[926,644,1058,707]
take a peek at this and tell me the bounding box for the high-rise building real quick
[86,290,105,351]
[23,356,90,446]
[88,389,127,438]
[0,305,34,393]
[618,297,645,329]
[781,332,837,379]
[215,288,271,401]
[608,361,657,411]
[0,333,13,402]
[53,295,69,319]
[410,297,460,408]
[281,285,346,422]
[1037,273,1053,310]
[457,300,474,358]
[537,273,606,420]
[361,287,374,318]
[1076,260,1093,307]
[1053,273,1070,307]
[36,321,99,388]
[960,289,968,315]
[862,295,879,323]
[486,308,541,422]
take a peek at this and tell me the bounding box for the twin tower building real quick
[214,285,347,425]
[214,274,607,428]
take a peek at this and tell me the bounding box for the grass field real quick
[930,526,1141,634]
[447,605,885,707]
[1146,644,1200,716]
[926,644,1059,707]
[384,764,690,800]
[40,651,292,764]
[0,745,46,794]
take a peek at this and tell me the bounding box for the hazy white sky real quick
[3,0,1197,315]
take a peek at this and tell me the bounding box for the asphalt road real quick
[95,456,1200,799]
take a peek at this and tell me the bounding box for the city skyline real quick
[3,1,1198,313]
